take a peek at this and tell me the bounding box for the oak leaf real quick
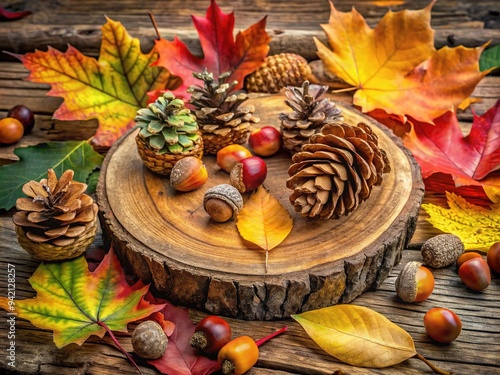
[402,99,500,192]
[8,17,176,147]
[422,192,500,251]
[154,0,270,98]
[0,249,165,348]
[236,186,293,271]
[315,1,489,123]
[292,305,417,368]
[148,301,220,375]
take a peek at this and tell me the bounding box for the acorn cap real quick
[421,234,464,268]
[395,261,422,302]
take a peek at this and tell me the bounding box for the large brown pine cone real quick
[286,122,390,219]
[245,53,313,93]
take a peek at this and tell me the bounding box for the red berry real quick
[458,257,491,291]
[217,144,253,173]
[190,315,232,355]
[0,117,24,145]
[487,242,500,273]
[423,307,462,343]
[230,156,267,193]
[8,105,35,134]
[456,252,483,269]
[248,126,282,157]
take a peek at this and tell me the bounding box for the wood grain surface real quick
[97,96,424,319]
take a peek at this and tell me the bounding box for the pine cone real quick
[188,69,260,154]
[13,169,98,252]
[279,80,343,154]
[135,92,203,175]
[286,122,390,219]
[245,53,313,93]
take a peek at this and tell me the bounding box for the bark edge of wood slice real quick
[96,95,424,320]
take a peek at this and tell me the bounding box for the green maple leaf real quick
[0,249,165,348]
[8,17,177,148]
[0,141,103,211]
[422,192,500,252]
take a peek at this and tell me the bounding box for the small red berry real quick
[217,144,253,173]
[424,307,462,343]
[190,315,232,355]
[487,242,500,273]
[8,105,35,134]
[458,257,491,291]
[248,126,282,157]
[230,156,267,193]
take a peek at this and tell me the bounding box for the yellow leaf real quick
[292,305,417,368]
[422,192,500,252]
[236,186,293,270]
[315,1,489,124]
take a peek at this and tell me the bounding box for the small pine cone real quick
[13,169,98,247]
[189,69,260,154]
[245,53,313,93]
[280,80,343,154]
[286,122,390,219]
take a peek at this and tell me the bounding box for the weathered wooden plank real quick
[1,215,499,375]
[2,25,499,63]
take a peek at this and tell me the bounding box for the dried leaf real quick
[154,0,270,98]
[422,192,500,252]
[316,1,489,123]
[292,305,417,368]
[8,17,176,147]
[236,186,293,271]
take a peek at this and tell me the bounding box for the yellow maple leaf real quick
[422,192,500,252]
[236,186,293,271]
[315,1,490,124]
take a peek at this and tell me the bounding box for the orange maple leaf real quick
[9,17,176,148]
[315,1,490,124]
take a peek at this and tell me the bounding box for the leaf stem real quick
[97,321,143,375]
[331,86,358,94]
[255,326,288,347]
[414,353,453,375]
[149,12,162,40]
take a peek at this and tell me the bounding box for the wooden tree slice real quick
[97,95,424,320]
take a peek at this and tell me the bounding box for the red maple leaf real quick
[148,301,220,375]
[403,99,500,189]
[154,0,270,98]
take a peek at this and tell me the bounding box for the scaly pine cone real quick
[13,169,98,248]
[279,80,343,154]
[245,53,313,93]
[286,122,391,219]
[188,69,260,154]
[135,92,203,175]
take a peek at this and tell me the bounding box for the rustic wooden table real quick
[1,1,499,374]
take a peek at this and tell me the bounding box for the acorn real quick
[421,234,464,268]
[170,156,208,192]
[395,261,435,302]
[131,320,168,359]
[203,184,243,223]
